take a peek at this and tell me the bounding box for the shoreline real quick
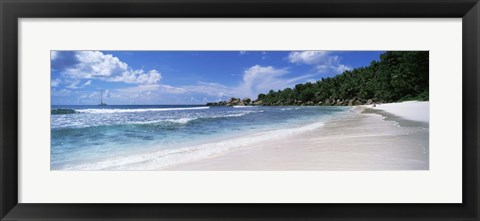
[164,101,429,171]
[362,101,429,123]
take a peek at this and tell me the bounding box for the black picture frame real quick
[1,0,479,220]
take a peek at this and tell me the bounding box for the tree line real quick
[255,51,429,106]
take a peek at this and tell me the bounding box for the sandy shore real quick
[164,101,429,171]
[369,101,429,122]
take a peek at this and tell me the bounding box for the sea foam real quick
[233,106,257,108]
[76,106,209,114]
[59,120,326,170]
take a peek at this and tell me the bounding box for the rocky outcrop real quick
[324,99,331,105]
[252,100,263,105]
[207,97,254,106]
[227,97,241,106]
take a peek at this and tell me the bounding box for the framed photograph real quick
[1,0,479,220]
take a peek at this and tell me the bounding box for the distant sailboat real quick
[98,89,107,106]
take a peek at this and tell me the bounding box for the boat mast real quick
[98,89,107,106]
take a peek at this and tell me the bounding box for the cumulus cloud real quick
[52,51,325,104]
[153,65,314,99]
[234,65,315,98]
[57,51,161,85]
[235,65,287,97]
[288,51,351,74]
[111,69,162,85]
[108,65,311,102]
[243,65,287,83]
[288,51,330,65]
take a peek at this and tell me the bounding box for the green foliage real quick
[256,51,429,105]
[299,88,315,102]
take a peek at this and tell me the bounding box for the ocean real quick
[51,105,348,170]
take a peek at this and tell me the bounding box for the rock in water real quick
[51,109,76,115]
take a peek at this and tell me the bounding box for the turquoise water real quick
[51,105,348,170]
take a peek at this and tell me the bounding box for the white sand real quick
[365,101,429,122]
[164,101,429,171]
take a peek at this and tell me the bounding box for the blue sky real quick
[51,51,384,105]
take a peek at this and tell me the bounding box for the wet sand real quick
[165,102,429,171]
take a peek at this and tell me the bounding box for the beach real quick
[165,101,429,171]
[51,102,429,171]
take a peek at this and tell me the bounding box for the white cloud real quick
[139,65,317,100]
[288,51,351,74]
[116,84,161,93]
[65,79,93,89]
[111,69,162,85]
[83,80,92,87]
[51,78,61,87]
[234,65,313,98]
[62,51,161,85]
[183,82,233,97]
[334,64,352,74]
[51,88,71,97]
[239,51,247,55]
[284,73,318,85]
[190,97,198,103]
[159,84,187,94]
[113,82,232,104]
[114,84,161,101]
[51,51,58,60]
[61,64,317,104]
[288,51,330,65]
[242,65,287,85]
[65,80,81,89]
[76,91,102,104]
[112,68,300,103]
